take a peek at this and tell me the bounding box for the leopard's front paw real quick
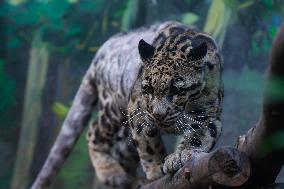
[146,164,164,181]
[163,150,191,174]
[95,158,130,187]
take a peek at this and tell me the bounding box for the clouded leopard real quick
[32,21,223,188]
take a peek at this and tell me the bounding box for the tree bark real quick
[142,147,250,189]
[236,23,284,187]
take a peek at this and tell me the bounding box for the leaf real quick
[67,0,80,3]
[184,0,192,5]
[262,131,284,154]
[261,0,273,9]
[203,0,234,46]
[268,26,277,38]
[7,0,26,6]
[67,25,82,37]
[52,102,69,118]
[7,37,22,49]
[238,0,254,9]
[222,0,238,10]
[41,1,70,22]
[181,12,199,25]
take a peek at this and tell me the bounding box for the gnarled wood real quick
[142,147,250,189]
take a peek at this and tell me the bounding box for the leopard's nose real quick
[152,104,168,121]
[153,112,165,121]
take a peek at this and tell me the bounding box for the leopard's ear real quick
[188,41,207,61]
[138,39,155,62]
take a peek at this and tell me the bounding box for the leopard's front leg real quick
[129,117,166,180]
[163,118,221,173]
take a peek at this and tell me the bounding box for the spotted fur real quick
[32,21,223,188]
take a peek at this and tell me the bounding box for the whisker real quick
[123,112,144,124]
[127,110,144,119]
[182,113,202,125]
[120,106,144,117]
[180,119,196,132]
[140,116,151,128]
[176,119,188,135]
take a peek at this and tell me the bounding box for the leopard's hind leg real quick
[87,107,139,187]
[112,126,140,175]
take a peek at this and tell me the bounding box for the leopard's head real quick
[138,33,212,126]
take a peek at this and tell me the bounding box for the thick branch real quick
[237,23,284,187]
[142,147,250,189]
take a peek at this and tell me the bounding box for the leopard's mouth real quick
[157,112,181,126]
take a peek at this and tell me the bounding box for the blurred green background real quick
[0,0,284,188]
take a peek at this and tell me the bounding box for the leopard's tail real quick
[31,62,98,189]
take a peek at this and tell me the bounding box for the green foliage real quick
[261,0,274,9]
[265,77,284,102]
[7,0,26,6]
[1,0,124,54]
[223,67,264,96]
[184,0,192,5]
[238,0,254,9]
[52,102,69,119]
[0,59,15,115]
[203,0,234,46]
[7,36,22,49]
[268,25,277,38]
[0,1,131,188]
[222,0,238,10]
[56,129,92,189]
[67,0,80,4]
[262,131,284,154]
[251,31,271,56]
[181,12,199,25]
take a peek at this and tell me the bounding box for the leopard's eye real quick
[193,62,205,72]
[170,86,180,95]
[174,77,185,87]
[175,77,184,83]
[169,85,187,97]
[142,84,153,95]
[169,77,187,96]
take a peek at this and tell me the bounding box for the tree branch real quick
[142,147,250,189]
[236,23,284,187]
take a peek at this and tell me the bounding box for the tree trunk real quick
[10,31,49,189]
[203,0,235,47]
[237,22,284,187]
